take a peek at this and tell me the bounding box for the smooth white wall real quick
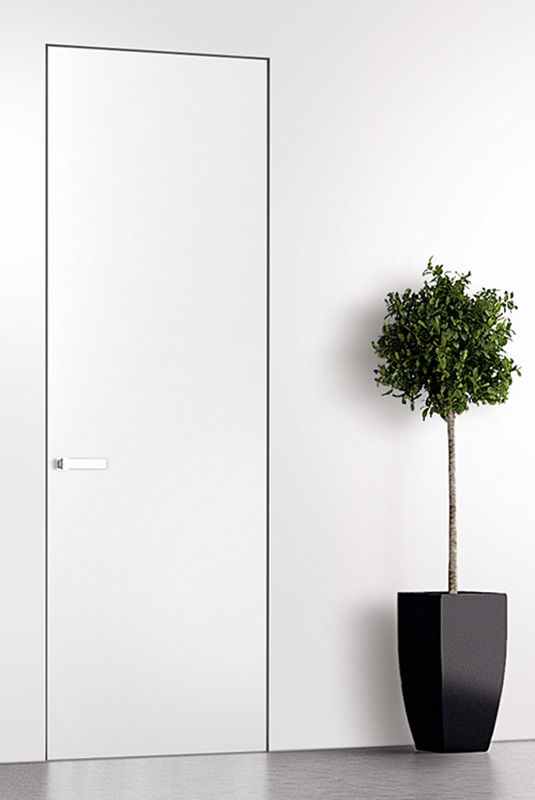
[2,0,535,760]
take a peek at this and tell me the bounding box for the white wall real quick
[2,0,535,761]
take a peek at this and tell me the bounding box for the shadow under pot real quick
[398,591,507,753]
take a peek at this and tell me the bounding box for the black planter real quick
[398,592,507,753]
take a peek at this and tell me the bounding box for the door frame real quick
[45,42,270,760]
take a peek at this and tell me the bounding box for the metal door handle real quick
[56,457,108,470]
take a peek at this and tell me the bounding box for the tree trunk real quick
[447,412,457,594]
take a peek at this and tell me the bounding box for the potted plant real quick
[372,259,520,753]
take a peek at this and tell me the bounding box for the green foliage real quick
[372,259,521,420]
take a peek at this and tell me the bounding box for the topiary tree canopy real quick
[372,259,520,593]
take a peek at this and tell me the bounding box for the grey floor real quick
[1,741,534,800]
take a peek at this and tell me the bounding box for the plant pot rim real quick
[398,591,506,597]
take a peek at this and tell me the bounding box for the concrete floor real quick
[0,741,534,800]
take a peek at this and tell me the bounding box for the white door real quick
[47,45,267,760]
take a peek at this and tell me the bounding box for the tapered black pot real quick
[398,592,507,753]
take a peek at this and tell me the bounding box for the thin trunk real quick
[447,412,457,594]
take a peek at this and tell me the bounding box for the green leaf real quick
[371,258,521,420]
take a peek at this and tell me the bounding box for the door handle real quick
[56,457,108,470]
